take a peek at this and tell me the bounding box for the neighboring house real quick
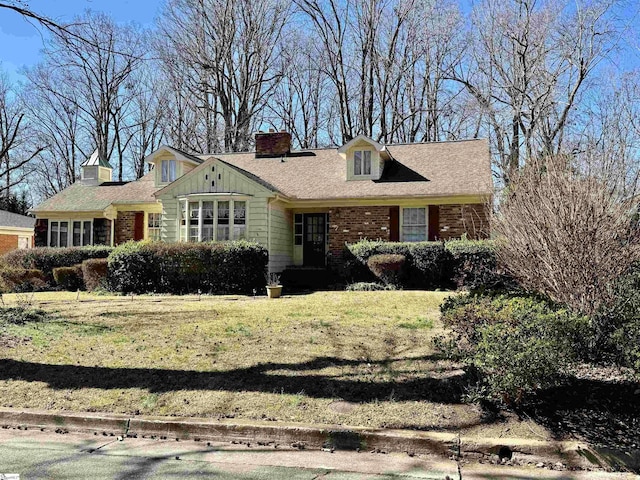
[32,132,493,272]
[0,209,35,255]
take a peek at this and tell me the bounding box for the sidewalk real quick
[0,407,637,477]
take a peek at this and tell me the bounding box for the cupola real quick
[80,149,113,185]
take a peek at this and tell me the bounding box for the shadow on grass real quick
[0,356,468,404]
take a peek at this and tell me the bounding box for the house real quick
[0,209,35,255]
[31,132,493,271]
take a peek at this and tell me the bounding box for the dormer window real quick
[161,160,177,183]
[354,151,371,176]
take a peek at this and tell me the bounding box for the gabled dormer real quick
[337,134,393,181]
[80,149,113,185]
[145,146,204,188]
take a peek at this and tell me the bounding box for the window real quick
[72,220,92,246]
[189,202,199,242]
[233,201,246,240]
[217,201,230,241]
[294,213,303,246]
[202,202,214,241]
[354,150,371,176]
[59,222,68,247]
[179,201,187,241]
[402,207,427,242]
[49,221,59,247]
[161,159,176,183]
[147,213,162,241]
[179,198,247,242]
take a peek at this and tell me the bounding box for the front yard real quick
[0,290,548,440]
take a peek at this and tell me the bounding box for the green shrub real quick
[108,240,268,294]
[82,258,109,292]
[437,292,589,403]
[3,246,113,287]
[367,254,406,286]
[444,240,509,290]
[345,282,396,291]
[0,268,47,293]
[53,264,84,291]
[345,240,449,288]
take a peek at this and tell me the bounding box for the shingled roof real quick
[200,138,492,200]
[0,210,35,229]
[32,171,160,213]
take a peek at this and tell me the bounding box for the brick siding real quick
[438,203,490,240]
[0,234,18,255]
[327,206,392,267]
[115,211,138,245]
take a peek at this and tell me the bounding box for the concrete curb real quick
[0,407,618,471]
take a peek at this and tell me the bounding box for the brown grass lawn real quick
[0,290,548,440]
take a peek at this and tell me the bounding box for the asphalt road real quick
[0,428,636,480]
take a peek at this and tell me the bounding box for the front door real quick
[303,214,326,267]
[134,212,145,241]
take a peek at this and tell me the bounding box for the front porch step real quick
[280,267,337,290]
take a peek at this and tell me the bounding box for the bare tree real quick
[0,71,45,198]
[494,154,640,317]
[450,0,619,185]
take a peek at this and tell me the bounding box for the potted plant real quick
[265,272,283,299]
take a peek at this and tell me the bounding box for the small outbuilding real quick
[0,210,35,255]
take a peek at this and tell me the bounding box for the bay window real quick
[178,198,248,242]
[402,207,427,242]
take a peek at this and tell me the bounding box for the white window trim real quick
[48,219,94,247]
[353,150,372,177]
[400,207,428,242]
[178,197,248,242]
[147,212,162,241]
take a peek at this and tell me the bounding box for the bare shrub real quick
[493,155,640,316]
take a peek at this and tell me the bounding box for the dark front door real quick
[134,212,145,241]
[303,214,326,267]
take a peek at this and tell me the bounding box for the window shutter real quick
[428,205,440,241]
[389,206,399,241]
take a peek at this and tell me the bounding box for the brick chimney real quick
[255,129,291,158]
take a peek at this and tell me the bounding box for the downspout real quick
[110,218,115,247]
[267,197,272,273]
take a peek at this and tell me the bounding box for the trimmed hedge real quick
[367,254,406,286]
[3,246,113,287]
[53,265,84,291]
[108,240,268,294]
[345,240,449,288]
[0,268,47,293]
[344,239,506,290]
[82,258,108,292]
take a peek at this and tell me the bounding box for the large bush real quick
[367,254,406,286]
[437,292,589,403]
[3,246,113,287]
[108,240,268,294]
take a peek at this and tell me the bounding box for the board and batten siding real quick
[269,201,293,272]
[156,159,273,250]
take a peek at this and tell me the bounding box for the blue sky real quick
[0,0,160,81]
